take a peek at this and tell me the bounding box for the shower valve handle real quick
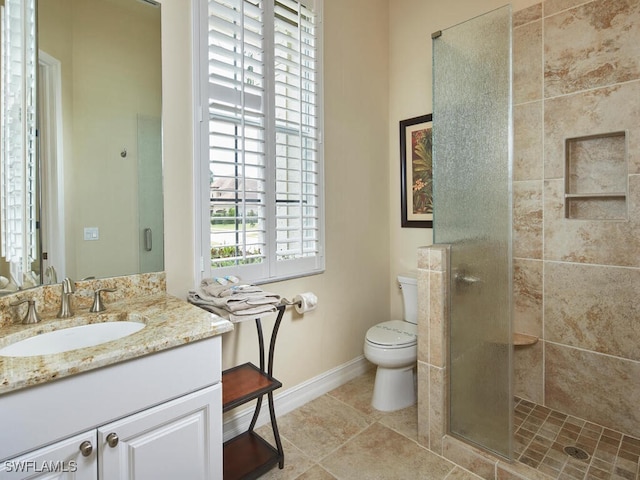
[454,271,481,286]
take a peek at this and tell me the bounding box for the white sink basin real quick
[0,321,145,357]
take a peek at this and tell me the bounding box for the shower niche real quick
[564,131,628,220]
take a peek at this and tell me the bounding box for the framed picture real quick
[400,114,433,228]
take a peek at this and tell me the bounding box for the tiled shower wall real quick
[513,0,640,437]
[417,0,640,472]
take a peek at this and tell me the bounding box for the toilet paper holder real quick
[280,298,302,307]
[279,292,318,314]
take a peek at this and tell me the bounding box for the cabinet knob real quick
[79,441,93,457]
[106,433,119,448]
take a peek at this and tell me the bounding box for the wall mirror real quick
[0,0,163,295]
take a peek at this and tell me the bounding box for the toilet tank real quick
[397,273,418,324]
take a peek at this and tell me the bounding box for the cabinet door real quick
[98,384,222,480]
[0,431,97,480]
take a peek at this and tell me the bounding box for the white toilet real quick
[364,273,418,411]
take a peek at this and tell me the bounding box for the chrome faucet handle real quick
[10,299,42,324]
[61,277,75,294]
[57,278,76,318]
[90,288,117,313]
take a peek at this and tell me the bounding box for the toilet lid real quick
[366,320,417,347]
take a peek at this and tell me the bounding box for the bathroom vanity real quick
[0,278,233,480]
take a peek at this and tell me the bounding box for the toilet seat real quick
[365,320,417,348]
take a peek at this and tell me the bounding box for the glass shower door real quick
[432,5,513,459]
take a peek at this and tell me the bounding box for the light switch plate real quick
[84,227,99,241]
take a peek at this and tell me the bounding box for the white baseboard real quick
[223,355,370,441]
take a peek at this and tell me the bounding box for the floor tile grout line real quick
[323,392,465,478]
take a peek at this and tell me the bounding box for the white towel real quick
[200,278,264,297]
[189,289,280,312]
[188,277,281,321]
[189,298,278,323]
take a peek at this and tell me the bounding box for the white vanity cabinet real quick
[0,431,98,479]
[0,385,220,480]
[98,384,220,479]
[0,336,224,480]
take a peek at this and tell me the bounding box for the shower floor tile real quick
[514,397,640,480]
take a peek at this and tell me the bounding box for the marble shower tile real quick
[417,361,430,448]
[429,271,446,367]
[497,460,553,480]
[513,3,542,28]
[544,81,640,179]
[429,365,446,454]
[545,343,640,437]
[321,423,455,480]
[418,269,429,364]
[543,177,640,267]
[429,245,447,272]
[513,258,543,336]
[513,180,543,260]
[442,436,498,480]
[418,246,429,269]
[544,0,640,97]
[445,467,484,480]
[544,261,640,361]
[566,132,627,195]
[513,258,543,403]
[544,0,591,17]
[513,101,543,182]
[514,342,543,404]
[514,19,543,104]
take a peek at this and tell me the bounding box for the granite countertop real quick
[0,293,234,395]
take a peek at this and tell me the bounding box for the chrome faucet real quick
[57,278,75,318]
[90,288,117,313]
[10,299,42,324]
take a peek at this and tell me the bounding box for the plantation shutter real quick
[0,0,37,286]
[208,0,269,280]
[206,0,323,283]
[272,0,320,277]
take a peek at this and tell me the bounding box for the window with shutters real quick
[195,0,324,284]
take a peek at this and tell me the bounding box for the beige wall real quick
[161,0,391,389]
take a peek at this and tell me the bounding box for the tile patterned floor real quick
[255,370,640,480]
[256,369,482,480]
[515,398,640,480]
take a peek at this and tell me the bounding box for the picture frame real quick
[400,114,433,228]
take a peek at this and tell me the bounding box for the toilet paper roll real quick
[293,292,318,314]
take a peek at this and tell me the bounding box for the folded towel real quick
[189,289,280,312]
[200,278,264,298]
[189,299,278,323]
[188,276,281,322]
